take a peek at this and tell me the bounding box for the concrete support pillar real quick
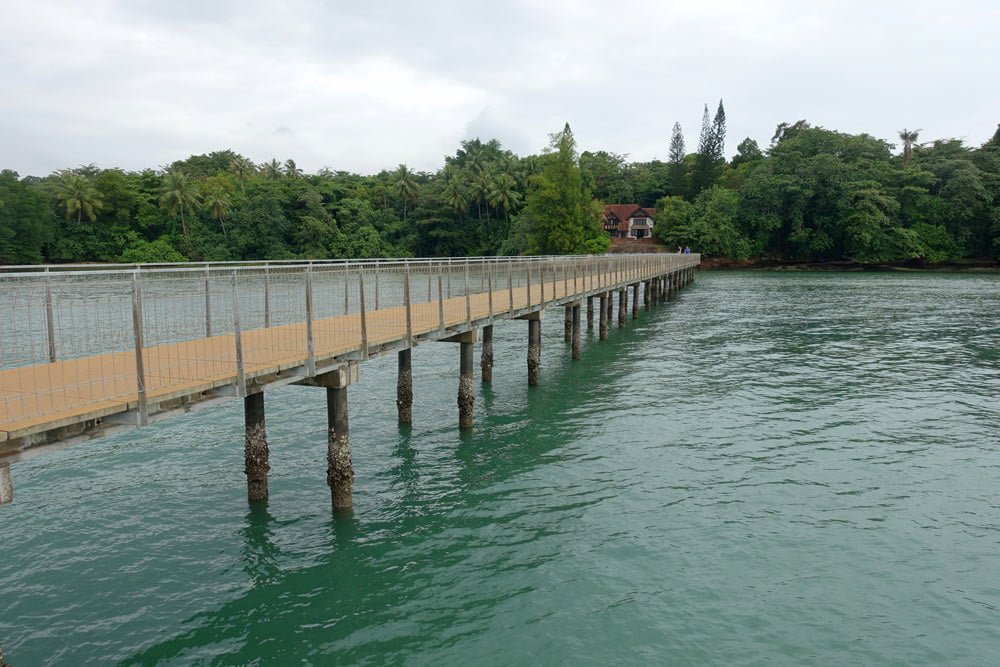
[0,463,12,506]
[564,305,573,343]
[586,296,594,331]
[632,283,639,319]
[527,316,541,386]
[660,276,668,303]
[571,302,581,360]
[644,281,650,309]
[481,324,494,383]
[458,340,474,429]
[244,391,270,503]
[326,384,353,510]
[618,289,626,328]
[397,349,413,423]
[599,293,609,340]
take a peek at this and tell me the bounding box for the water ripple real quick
[2,272,1000,665]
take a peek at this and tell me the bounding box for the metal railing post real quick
[130,271,149,426]
[264,263,271,328]
[232,270,247,396]
[438,274,445,333]
[305,267,316,376]
[204,267,212,337]
[527,261,532,306]
[540,259,546,302]
[44,267,56,363]
[343,272,349,314]
[487,260,494,321]
[464,260,472,327]
[404,263,413,347]
[359,267,369,359]
[374,260,380,310]
[508,258,514,312]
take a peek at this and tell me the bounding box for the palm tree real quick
[393,164,419,219]
[898,128,921,162]
[261,159,283,180]
[442,172,469,215]
[229,156,255,193]
[202,179,232,240]
[486,172,522,230]
[51,170,103,224]
[160,170,202,241]
[284,159,304,178]
[469,167,492,225]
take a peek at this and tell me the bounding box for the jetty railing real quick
[0,254,699,439]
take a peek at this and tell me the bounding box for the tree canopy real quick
[2,113,999,266]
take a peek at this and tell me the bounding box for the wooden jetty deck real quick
[0,254,699,506]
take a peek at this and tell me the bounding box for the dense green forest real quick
[2,107,999,265]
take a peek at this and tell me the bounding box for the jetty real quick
[0,254,700,507]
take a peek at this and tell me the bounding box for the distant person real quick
[683,246,691,254]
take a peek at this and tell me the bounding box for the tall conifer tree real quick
[691,100,726,197]
[696,104,712,157]
[692,104,715,197]
[667,122,687,196]
[712,99,726,159]
[669,122,686,164]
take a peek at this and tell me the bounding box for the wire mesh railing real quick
[0,254,699,432]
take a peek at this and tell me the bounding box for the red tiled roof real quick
[602,204,656,223]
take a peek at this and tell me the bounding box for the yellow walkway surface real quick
[0,270,651,444]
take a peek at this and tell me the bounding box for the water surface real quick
[2,271,999,665]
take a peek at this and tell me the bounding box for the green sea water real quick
[2,271,999,665]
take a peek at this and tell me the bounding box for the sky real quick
[2,0,998,177]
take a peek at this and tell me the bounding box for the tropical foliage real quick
[1,115,999,266]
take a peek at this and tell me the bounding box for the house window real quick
[632,217,647,225]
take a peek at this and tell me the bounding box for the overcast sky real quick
[2,0,998,177]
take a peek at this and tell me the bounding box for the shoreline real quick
[699,258,1000,273]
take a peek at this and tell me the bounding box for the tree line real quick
[1,108,998,265]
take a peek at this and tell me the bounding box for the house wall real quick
[625,217,654,239]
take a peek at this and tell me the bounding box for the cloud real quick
[464,107,532,155]
[1,0,998,176]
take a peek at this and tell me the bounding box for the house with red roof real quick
[601,204,656,239]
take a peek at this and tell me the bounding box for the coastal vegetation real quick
[1,108,998,265]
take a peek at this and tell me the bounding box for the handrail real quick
[0,253,694,278]
[0,253,700,435]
